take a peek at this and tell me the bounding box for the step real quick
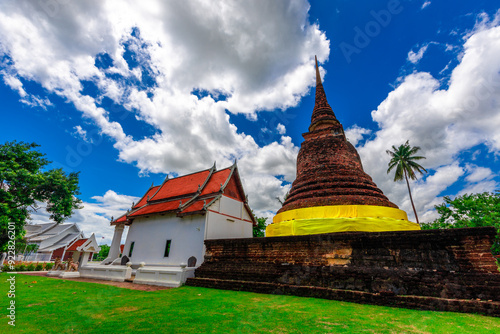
[186,277,500,317]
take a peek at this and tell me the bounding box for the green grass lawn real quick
[1,273,500,333]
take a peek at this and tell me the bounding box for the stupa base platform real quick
[186,227,500,317]
[188,278,500,316]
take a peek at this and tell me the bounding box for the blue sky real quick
[1,0,499,244]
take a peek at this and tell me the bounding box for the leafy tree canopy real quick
[0,141,82,251]
[253,216,268,238]
[94,244,110,261]
[421,191,500,254]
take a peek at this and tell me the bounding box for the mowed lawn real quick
[1,274,500,333]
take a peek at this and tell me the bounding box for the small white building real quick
[24,223,84,261]
[48,233,101,279]
[86,162,255,286]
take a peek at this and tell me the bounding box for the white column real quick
[80,252,90,267]
[102,224,124,264]
[0,253,6,268]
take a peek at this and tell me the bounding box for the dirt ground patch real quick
[18,272,170,291]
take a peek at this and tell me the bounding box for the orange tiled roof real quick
[67,238,88,251]
[110,162,256,224]
[134,185,160,209]
[200,169,231,196]
[115,215,127,223]
[180,199,210,214]
[150,169,211,201]
[128,199,186,217]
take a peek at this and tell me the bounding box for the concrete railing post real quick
[101,224,124,265]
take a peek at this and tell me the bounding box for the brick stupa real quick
[266,57,420,236]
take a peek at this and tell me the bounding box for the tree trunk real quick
[405,171,419,225]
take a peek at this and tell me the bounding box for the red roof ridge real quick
[110,162,256,225]
[149,165,215,202]
[137,184,159,201]
[178,194,221,216]
[65,236,82,250]
[67,238,88,251]
[176,163,217,210]
[144,184,161,203]
[197,162,218,194]
[220,162,237,193]
[214,161,257,225]
[162,164,215,187]
[230,163,257,225]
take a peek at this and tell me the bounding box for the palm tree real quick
[276,190,290,206]
[386,140,427,224]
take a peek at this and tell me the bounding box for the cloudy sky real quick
[1,0,499,244]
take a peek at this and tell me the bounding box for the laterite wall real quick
[186,227,500,316]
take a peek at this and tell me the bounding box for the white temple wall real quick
[124,213,206,266]
[205,196,253,240]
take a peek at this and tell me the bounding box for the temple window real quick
[128,241,135,257]
[164,240,172,257]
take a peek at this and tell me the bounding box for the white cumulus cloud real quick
[29,190,139,245]
[407,44,429,64]
[356,12,500,222]
[0,0,330,219]
[276,123,286,135]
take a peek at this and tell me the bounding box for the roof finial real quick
[315,55,322,86]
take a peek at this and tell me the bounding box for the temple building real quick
[80,161,255,286]
[266,57,420,237]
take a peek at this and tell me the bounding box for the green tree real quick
[253,216,268,238]
[386,140,427,224]
[0,141,82,251]
[421,191,500,254]
[94,244,110,261]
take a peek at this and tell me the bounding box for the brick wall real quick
[187,227,500,317]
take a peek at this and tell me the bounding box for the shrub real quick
[16,263,26,271]
[45,262,53,270]
[35,263,43,271]
[27,263,36,271]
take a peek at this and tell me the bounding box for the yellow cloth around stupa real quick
[266,205,420,237]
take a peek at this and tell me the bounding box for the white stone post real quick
[0,252,6,269]
[80,252,90,267]
[102,224,124,264]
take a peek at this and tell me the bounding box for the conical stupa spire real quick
[276,57,399,214]
[267,56,419,237]
[310,56,338,131]
[315,55,322,86]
